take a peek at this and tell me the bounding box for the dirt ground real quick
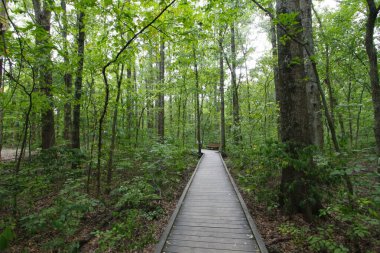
[0,148,34,161]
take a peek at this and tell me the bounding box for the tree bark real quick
[157,39,165,142]
[365,0,380,155]
[276,0,319,220]
[193,46,202,156]
[0,56,3,160]
[300,0,323,148]
[106,64,124,193]
[72,11,85,149]
[269,4,281,140]
[61,0,72,143]
[0,0,6,161]
[219,28,226,154]
[230,24,242,144]
[33,0,55,150]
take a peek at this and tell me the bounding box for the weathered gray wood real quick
[165,239,258,251]
[219,153,269,253]
[168,234,256,245]
[164,245,260,253]
[156,150,267,253]
[170,229,254,239]
[154,154,205,253]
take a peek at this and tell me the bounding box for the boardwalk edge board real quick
[219,152,269,253]
[154,153,205,253]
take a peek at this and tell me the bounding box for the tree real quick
[193,45,202,156]
[0,0,6,160]
[157,38,165,142]
[219,28,226,154]
[300,0,323,148]
[364,0,380,156]
[61,0,72,143]
[32,0,55,149]
[276,0,320,219]
[230,23,242,144]
[72,10,85,150]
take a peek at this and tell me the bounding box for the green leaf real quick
[0,227,15,250]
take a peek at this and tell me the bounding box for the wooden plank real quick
[164,245,260,253]
[175,217,249,225]
[219,153,268,253]
[165,239,257,251]
[181,203,241,208]
[168,234,257,245]
[174,221,250,229]
[180,206,243,212]
[176,214,247,221]
[172,225,251,234]
[154,154,205,253]
[156,150,267,253]
[170,229,254,239]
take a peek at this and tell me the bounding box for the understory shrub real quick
[21,179,99,251]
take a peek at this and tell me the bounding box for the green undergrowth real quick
[228,141,380,253]
[0,143,198,252]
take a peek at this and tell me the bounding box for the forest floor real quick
[228,151,380,253]
[0,146,198,253]
[0,148,35,161]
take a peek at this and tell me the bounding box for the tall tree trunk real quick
[72,11,85,149]
[300,0,323,148]
[33,0,55,150]
[0,56,3,161]
[268,6,281,140]
[0,0,6,161]
[365,0,380,156]
[276,0,319,220]
[311,5,341,152]
[157,39,165,142]
[146,47,154,131]
[106,64,124,193]
[61,0,72,143]
[126,67,132,140]
[230,24,241,144]
[219,29,226,154]
[193,46,202,156]
[355,87,365,148]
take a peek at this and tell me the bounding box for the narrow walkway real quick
[155,150,267,253]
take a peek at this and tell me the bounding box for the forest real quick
[0,0,379,252]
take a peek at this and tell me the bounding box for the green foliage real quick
[0,227,15,251]
[231,141,284,209]
[94,209,155,252]
[308,226,349,253]
[111,178,160,210]
[138,143,195,197]
[279,222,309,247]
[20,179,99,251]
[231,141,339,210]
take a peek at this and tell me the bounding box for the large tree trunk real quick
[72,11,85,149]
[33,0,55,150]
[157,39,165,142]
[61,0,72,143]
[276,0,319,220]
[365,0,380,156]
[219,29,226,154]
[300,0,323,148]
[230,24,242,144]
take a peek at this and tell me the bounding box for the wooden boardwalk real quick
[155,150,268,253]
